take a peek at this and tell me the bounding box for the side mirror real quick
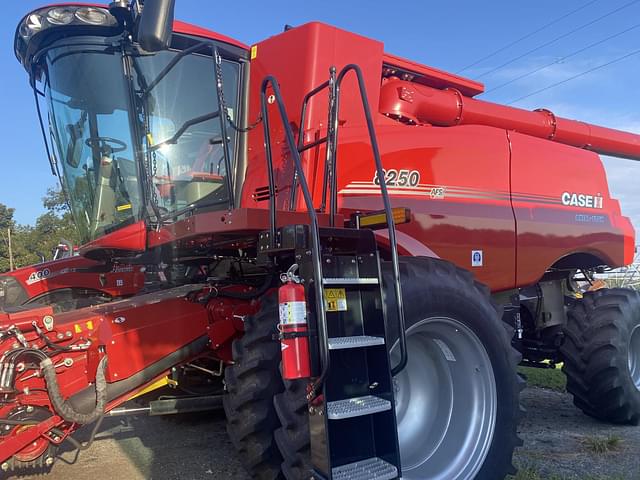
[137,0,175,52]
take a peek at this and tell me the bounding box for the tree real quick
[0,186,80,273]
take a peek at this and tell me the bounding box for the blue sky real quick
[1,0,639,226]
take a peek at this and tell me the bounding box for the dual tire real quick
[223,257,523,479]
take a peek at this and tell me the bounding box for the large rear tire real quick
[223,293,285,480]
[274,257,523,480]
[561,288,640,425]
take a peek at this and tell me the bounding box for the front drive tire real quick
[223,294,285,480]
[274,257,523,480]
[561,288,640,425]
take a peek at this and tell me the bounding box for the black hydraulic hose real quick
[49,415,104,466]
[41,356,108,425]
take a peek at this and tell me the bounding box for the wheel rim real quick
[628,325,640,390]
[392,317,497,480]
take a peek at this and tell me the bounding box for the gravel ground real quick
[515,387,640,479]
[16,387,640,480]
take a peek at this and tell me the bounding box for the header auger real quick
[2,1,640,478]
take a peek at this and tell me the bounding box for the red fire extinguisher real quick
[279,264,311,379]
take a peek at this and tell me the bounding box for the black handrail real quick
[260,77,331,395]
[293,69,336,216]
[330,64,408,376]
[213,48,235,209]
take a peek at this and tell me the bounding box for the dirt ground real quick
[15,386,640,480]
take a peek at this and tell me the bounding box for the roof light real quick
[47,8,75,26]
[75,7,110,26]
[19,13,43,39]
[14,6,120,67]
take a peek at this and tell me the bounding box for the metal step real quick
[327,395,391,420]
[328,336,385,350]
[332,457,398,480]
[322,277,379,285]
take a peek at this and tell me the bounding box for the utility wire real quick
[506,48,640,105]
[457,0,599,73]
[484,23,640,94]
[475,0,640,79]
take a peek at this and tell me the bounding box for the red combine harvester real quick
[0,253,144,313]
[2,1,640,478]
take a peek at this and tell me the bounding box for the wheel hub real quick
[0,406,57,472]
[392,317,497,480]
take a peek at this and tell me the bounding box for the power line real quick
[484,23,640,95]
[506,48,640,105]
[457,0,599,73]
[475,0,640,80]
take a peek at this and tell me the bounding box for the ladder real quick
[258,65,407,479]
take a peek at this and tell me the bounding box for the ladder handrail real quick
[330,64,408,376]
[260,62,409,389]
[259,76,331,396]
[292,70,336,214]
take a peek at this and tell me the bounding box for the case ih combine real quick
[2,1,640,478]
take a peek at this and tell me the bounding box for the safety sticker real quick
[432,338,456,362]
[73,320,94,334]
[471,250,483,267]
[279,301,307,325]
[324,288,347,312]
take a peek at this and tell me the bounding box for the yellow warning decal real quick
[73,320,94,334]
[116,204,132,212]
[250,45,258,60]
[324,288,347,312]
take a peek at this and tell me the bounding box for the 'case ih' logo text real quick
[561,192,603,209]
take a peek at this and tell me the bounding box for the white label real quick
[471,250,483,267]
[279,301,307,325]
[433,338,456,362]
[26,268,51,285]
[561,192,603,209]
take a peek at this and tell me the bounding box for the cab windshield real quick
[44,40,241,243]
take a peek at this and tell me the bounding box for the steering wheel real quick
[85,137,128,154]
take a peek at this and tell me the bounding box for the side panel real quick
[338,124,516,291]
[510,132,630,287]
[241,22,384,210]
[1,256,144,302]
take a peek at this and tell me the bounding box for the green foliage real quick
[582,434,622,454]
[0,186,80,273]
[518,365,566,392]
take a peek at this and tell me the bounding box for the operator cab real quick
[14,4,248,245]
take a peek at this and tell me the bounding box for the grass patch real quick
[581,434,622,454]
[518,365,566,392]
[508,464,569,480]
[509,464,625,479]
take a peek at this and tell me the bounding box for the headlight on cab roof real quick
[75,7,110,26]
[15,5,120,68]
[47,7,75,26]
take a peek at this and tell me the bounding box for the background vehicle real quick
[0,253,143,313]
[1,1,640,479]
